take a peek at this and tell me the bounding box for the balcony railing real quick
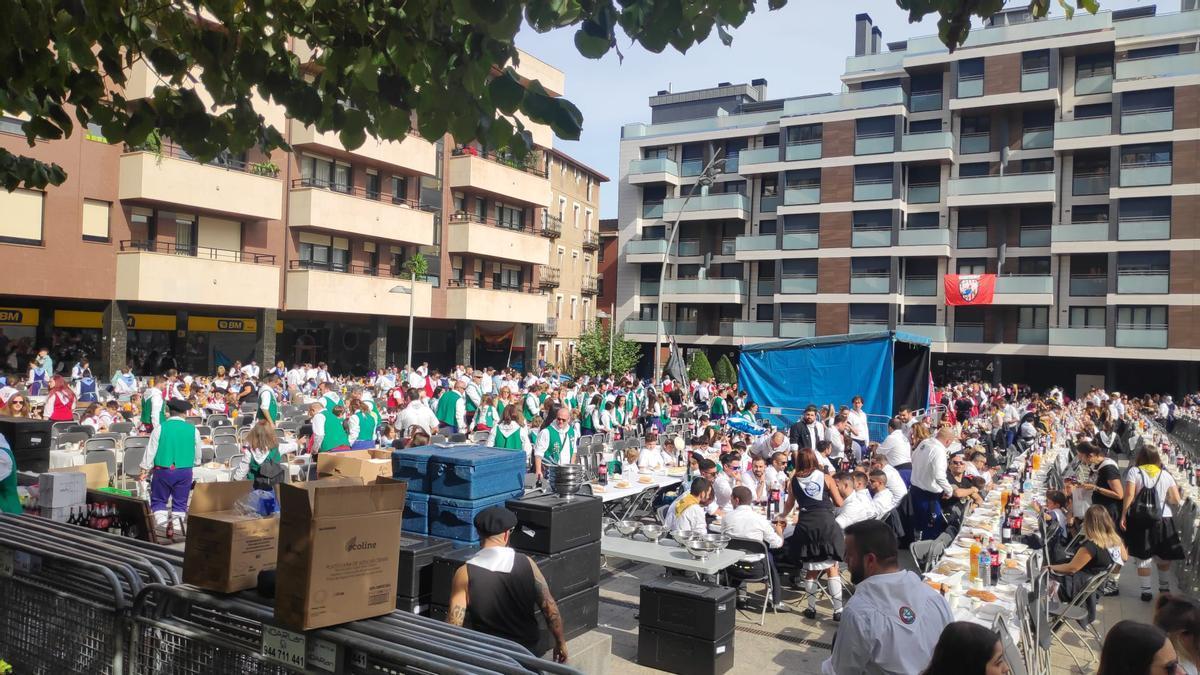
[779,321,816,338]
[1069,275,1107,297]
[1116,271,1170,294]
[582,230,600,250]
[1075,73,1113,95]
[899,324,946,341]
[740,147,780,166]
[957,76,984,99]
[909,90,943,113]
[1022,127,1054,149]
[1116,325,1168,349]
[953,323,986,342]
[996,275,1053,294]
[901,131,953,152]
[957,228,988,248]
[852,227,892,248]
[449,210,537,235]
[643,201,664,219]
[756,278,776,296]
[288,259,422,279]
[735,234,776,252]
[1055,116,1111,140]
[662,278,748,296]
[1121,108,1174,134]
[446,277,538,293]
[1018,227,1051,247]
[677,240,701,256]
[959,132,990,154]
[786,142,821,161]
[853,179,893,201]
[1052,221,1108,242]
[855,133,895,155]
[850,274,890,294]
[898,228,950,247]
[662,193,749,215]
[627,237,668,256]
[540,214,563,239]
[291,178,424,209]
[1020,69,1050,92]
[903,276,937,296]
[1016,327,1049,344]
[782,87,905,117]
[538,266,561,288]
[538,317,559,337]
[1050,327,1106,347]
[728,321,775,338]
[907,182,941,204]
[1117,216,1170,241]
[1116,52,1200,83]
[121,239,276,264]
[581,275,599,295]
[949,172,1055,196]
[1120,162,1172,187]
[783,232,820,250]
[628,157,679,177]
[779,276,817,294]
[127,143,279,177]
[849,320,889,334]
[639,280,660,296]
[1072,173,1110,196]
[450,146,547,177]
[784,186,820,205]
[760,194,781,212]
[720,238,738,256]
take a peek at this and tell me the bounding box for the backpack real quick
[1127,469,1164,527]
[251,453,286,490]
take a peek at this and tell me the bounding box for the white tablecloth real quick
[48,450,85,469]
[591,473,683,503]
[193,466,234,483]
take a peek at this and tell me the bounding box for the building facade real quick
[616,5,1200,395]
[0,46,596,377]
[597,217,619,330]
[536,151,608,368]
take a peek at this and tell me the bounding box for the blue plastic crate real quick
[429,445,528,500]
[392,445,442,494]
[403,491,430,535]
[428,489,525,544]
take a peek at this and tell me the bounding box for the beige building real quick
[537,150,608,367]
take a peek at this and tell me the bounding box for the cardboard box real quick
[41,505,79,523]
[315,450,393,482]
[183,481,280,593]
[49,462,109,489]
[38,471,87,508]
[274,477,407,630]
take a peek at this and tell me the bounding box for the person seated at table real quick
[637,432,673,471]
[79,403,106,432]
[963,450,993,486]
[613,447,638,478]
[233,420,285,488]
[377,423,403,450]
[780,447,845,621]
[1048,505,1127,624]
[941,453,984,529]
[1033,489,1072,563]
[764,451,789,494]
[711,451,741,514]
[751,431,788,463]
[722,485,788,611]
[812,439,836,473]
[870,452,908,503]
[663,477,712,534]
[867,469,898,515]
[835,471,878,529]
[741,456,770,503]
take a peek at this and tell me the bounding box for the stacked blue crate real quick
[393,444,526,543]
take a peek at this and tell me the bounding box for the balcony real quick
[909,91,943,113]
[287,180,435,246]
[1016,327,1050,345]
[957,228,988,249]
[719,238,738,256]
[1018,227,1051,247]
[899,228,951,247]
[903,276,937,297]
[1116,326,1168,349]
[1075,74,1113,96]
[677,240,701,256]
[1119,163,1172,187]
[1021,69,1050,92]
[642,201,664,219]
[627,237,668,261]
[779,321,816,339]
[538,317,558,337]
[118,149,282,221]
[739,147,780,170]
[907,182,941,204]
[948,173,1056,206]
[899,324,946,341]
[1118,216,1171,241]
[783,233,820,250]
[285,263,433,317]
[116,242,279,309]
[734,234,777,255]
[1053,222,1108,243]
[957,77,984,99]
[853,180,893,202]
[444,280,547,325]
[661,278,747,303]
[728,321,775,339]
[662,193,749,221]
[1050,327,1106,347]
[1116,271,1169,294]
[538,266,561,289]
[623,319,669,336]
[289,120,436,176]
[849,320,889,334]
[582,229,600,251]
[756,278,776,296]
[446,213,551,266]
[850,274,890,294]
[855,134,895,156]
[627,157,679,184]
[581,275,599,296]
[1121,109,1174,134]
[1114,10,1200,40]
[902,131,953,153]
[852,227,892,248]
[779,277,818,295]
[760,195,781,212]
[1116,53,1200,86]
[784,186,820,205]
[448,149,550,207]
[994,275,1054,304]
[959,133,991,155]
[782,87,905,117]
[786,143,822,161]
[1055,117,1112,142]
[1072,173,1110,196]
[639,280,660,296]
[1022,127,1054,150]
[1069,275,1107,296]
[953,323,986,342]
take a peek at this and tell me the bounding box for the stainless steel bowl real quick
[639,524,664,542]
[698,533,731,551]
[615,520,640,537]
[684,539,720,561]
[671,530,701,546]
[601,517,616,534]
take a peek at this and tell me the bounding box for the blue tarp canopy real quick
[738,331,931,436]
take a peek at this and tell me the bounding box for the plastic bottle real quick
[979,542,992,587]
[989,538,1001,586]
[969,538,982,581]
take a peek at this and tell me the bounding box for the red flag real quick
[944,274,996,306]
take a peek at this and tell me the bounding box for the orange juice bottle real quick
[969,538,981,581]
[1000,489,1010,512]
[1031,452,1042,471]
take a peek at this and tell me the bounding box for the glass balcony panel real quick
[1017,327,1049,344]
[855,135,895,155]
[950,173,1055,195]
[1018,228,1051,247]
[755,278,775,296]
[1074,74,1113,95]
[1072,174,1110,195]
[680,158,703,177]
[1050,327,1106,347]
[733,321,775,338]
[1116,327,1167,349]
[853,181,893,201]
[1055,117,1112,139]
[1052,223,1108,242]
[720,238,738,256]
[1115,11,1200,39]
[740,147,780,166]
[1120,110,1174,134]
[953,324,986,342]
[957,229,988,248]
[909,91,943,112]
[736,234,778,252]
[902,132,953,152]
[1120,164,1172,187]
[898,324,947,341]
[995,276,1053,294]
[1117,217,1171,241]
[958,78,984,98]
[623,319,670,334]
[782,88,905,116]
[628,157,679,176]
[784,186,820,205]
[779,321,816,338]
[783,232,820,250]
[676,240,701,256]
[959,133,991,154]
[760,195,781,212]
[903,277,937,296]
[785,142,822,161]
[899,228,950,246]
[675,321,701,335]
[662,278,748,295]
[849,321,889,334]
[642,202,664,219]
[1022,128,1054,149]
[627,238,668,256]
[780,277,818,294]
[1069,275,1107,296]
[907,183,941,203]
[663,193,750,215]
[639,281,660,296]
[850,275,890,294]
[1116,272,1169,294]
[1021,70,1050,92]
[1116,53,1200,83]
[852,228,892,247]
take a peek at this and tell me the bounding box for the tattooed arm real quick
[447,565,469,627]
[530,558,568,663]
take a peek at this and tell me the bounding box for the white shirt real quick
[751,434,787,461]
[836,488,879,529]
[722,504,783,548]
[871,488,898,515]
[879,463,908,501]
[879,430,912,467]
[740,471,769,502]
[663,493,708,534]
[534,423,576,463]
[846,409,869,441]
[1126,466,1178,518]
[712,473,735,511]
[911,438,954,497]
[140,418,203,470]
[637,446,672,471]
[828,427,845,459]
[398,400,439,436]
[486,421,533,460]
[764,465,789,492]
[821,570,953,675]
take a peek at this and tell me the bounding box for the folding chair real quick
[117,447,147,497]
[54,432,89,448]
[214,444,241,465]
[123,435,150,450]
[83,437,118,452]
[201,447,216,464]
[50,421,76,438]
[907,537,947,574]
[108,421,134,435]
[430,434,448,444]
[1048,564,1117,672]
[993,612,1029,675]
[66,424,96,438]
[722,537,776,625]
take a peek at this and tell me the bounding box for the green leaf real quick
[488,69,524,114]
[574,22,611,58]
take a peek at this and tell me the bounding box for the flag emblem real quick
[959,276,980,302]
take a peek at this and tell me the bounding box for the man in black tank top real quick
[446,506,569,663]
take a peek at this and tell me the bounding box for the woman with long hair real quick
[232,420,284,486]
[486,404,530,458]
[1097,620,1178,675]
[347,399,377,450]
[922,621,1010,675]
[779,447,845,622]
[79,402,105,432]
[44,375,76,422]
[1121,444,1184,602]
[1048,505,1127,622]
[1155,594,1200,675]
[0,392,31,418]
[474,393,499,431]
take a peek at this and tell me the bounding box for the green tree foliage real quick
[688,351,714,381]
[0,0,1095,190]
[573,320,641,377]
[714,354,736,386]
[402,251,429,280]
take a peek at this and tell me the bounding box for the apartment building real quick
[0,46,592,376]
[597,218,619,330]
[616,5,1200,394]
[536,151,608,368]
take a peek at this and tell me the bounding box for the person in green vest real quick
[436,378,467,434]
[0,433,21,514]
[318,381,341,411]
[522,386,541,424]
[464,372,483,427]
[257,373,281,424]
[310,402,351,452]
[487,406,531,459]
[533,406,577,481]
[710,392,729,420]
[348,399,378,449]
[495,388,510,417]
[475,394,499,431]
[138,399,201,531]
[232,420,284,488]
[140,378,170,433]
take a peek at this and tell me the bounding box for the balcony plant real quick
[250,160,280,177]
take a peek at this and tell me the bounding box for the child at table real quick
[620,447,640,477]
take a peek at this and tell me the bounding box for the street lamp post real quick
[389,280,415,370]
[652,150,725,381]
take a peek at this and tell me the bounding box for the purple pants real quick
[150,467,193,513]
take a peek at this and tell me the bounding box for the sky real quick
[515,0,1149,218]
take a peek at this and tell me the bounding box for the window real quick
[1023,108,1053,132]
[0,115,23,136]
[555,295,563,318]
[855,163,893,184]
[849,303,889,323]
[496,203,524,229]
[1129,44,1179,60]
[907,212,939,230]
[1072,204,1110,224]
[959,58,984,81]
[570,297,577,320]
[783,213,818,233]
[0,188,44,244]
[903,305,936,324]
[1021,158,1053,174]
[779,303,816,322]
[494,264,523,290]
[785,169,820,188]
[585,209,593,232]
[1022,50,1050,73]
[676,264,701,280]
[366,170,381,200]
[759,219,777,235]
[300,155,351,192]
[174,214,197,256]
[297,232,347,271]
[857,117,893,137]
[1069,307,1106,328]
[391,175,409,204]
[1123,88,1173,114]
[1018,307,1049,328]
[908,119,941,134]
[761,133,779,148]
[854,210,892,230]
[852,257,890,276]
[572,203,579,228]
[959,162,990,177]
[1016,257,1051,275]
[558,196,567,219]
[363,242,378,275]
[82,199,111,242]
[1076,53,1113,80]
[958,258,987,274]
[960,115,990,154]
[1119,197,1170,223]
[1117,306,1166,328]
[1121,142,1172,167]
[760,175,778,198]
[130,207,154,241]
[782,259,817,277]
[1117,251,1168,273]
[756,304,774,321]
[586,179,593,202]
[787,124,822,145]
[643,146,668,160]
[1076,103,1112,119]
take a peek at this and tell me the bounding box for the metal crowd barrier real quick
[0,515,581,675]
